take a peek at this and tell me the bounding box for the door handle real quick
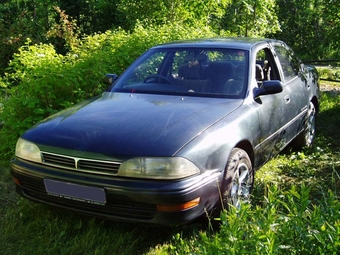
[284,95,290,104]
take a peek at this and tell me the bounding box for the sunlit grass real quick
[317,66,340,81]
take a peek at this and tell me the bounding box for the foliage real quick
[0,1,39,74]
[318,67,340,81]
[117,0,231,30]
[1,0,339,75]
[273,0,340,59]
[221,0,280,37]
[321,1,340,59]
[56,0,120,34]
[46,6,80,52]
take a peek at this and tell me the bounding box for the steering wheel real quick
[144,75,173,84]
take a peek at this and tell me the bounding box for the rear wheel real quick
[221,148,253,210]
[293,101,316,149]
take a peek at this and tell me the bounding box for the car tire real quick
[221,148,253,210]
[293,101,316,149]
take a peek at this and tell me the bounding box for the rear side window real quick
[274,45,300,81]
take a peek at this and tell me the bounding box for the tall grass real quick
[0,86,339,255]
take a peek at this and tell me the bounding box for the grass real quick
[0,82,339,255]
[318,66,340,82]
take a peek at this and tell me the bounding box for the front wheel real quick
[221,148,254,210]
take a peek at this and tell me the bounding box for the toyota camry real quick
[11,38,320,225]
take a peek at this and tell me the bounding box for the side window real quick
[255,48,279,85]
[274,45,300,81]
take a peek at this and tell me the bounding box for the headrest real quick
[184,54,207,62]
[178,62,201,79]
[256,64,264,81]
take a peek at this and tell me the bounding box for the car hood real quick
[22,92,243,158]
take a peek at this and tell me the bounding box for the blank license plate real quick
[44,179,106,205]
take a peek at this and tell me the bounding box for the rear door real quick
[252,43,308,166]
[252,46,289,164]
[272,43,309,144]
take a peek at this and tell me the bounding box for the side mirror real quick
[104,74,119,86]
[254,80,283,98]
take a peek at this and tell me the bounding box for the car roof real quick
[152,37,281,51]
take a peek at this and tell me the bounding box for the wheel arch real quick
[311,95,319,114]
[234,140,254,167]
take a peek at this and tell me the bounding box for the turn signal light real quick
[157,197,200,212]
[13,177,22,186]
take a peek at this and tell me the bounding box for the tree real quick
[0,0,36,74]
[221,0,280,37]
[321,0,340,59]
[0,0,61,74]
[117,0,231,31]
[274,0,340,59]
[274,0,321,58]
[57,0,120,34]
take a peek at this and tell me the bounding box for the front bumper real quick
[11,158,222,225]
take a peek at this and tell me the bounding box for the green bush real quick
[0,23,224,158]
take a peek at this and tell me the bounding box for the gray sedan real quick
[11,38,320,225]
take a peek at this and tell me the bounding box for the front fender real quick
[176,105,258,174]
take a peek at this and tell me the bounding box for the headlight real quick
[118,157,200,179]
[15,138,42,163]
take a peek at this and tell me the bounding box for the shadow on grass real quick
[316,91,340,151]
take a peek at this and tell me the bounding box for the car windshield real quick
[111,47,249,98]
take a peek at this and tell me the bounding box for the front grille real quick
[21,181,157,220]
[78,160,120,172]
[41,152,121,176]
[42,153,75,168]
